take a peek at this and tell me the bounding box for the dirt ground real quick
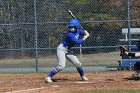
[0,71,140,93]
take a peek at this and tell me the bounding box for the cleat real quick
[131,72,140,80]
[82,76,88,81]
[45,77,53,83]
[119,46,128,56]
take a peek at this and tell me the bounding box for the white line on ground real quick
[5,87,44,93]
[75,81,91,84]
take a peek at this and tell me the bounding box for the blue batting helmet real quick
[68,19,80,28]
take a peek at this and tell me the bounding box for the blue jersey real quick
[61,29,85,48]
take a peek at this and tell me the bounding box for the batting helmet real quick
[68,19,80,28]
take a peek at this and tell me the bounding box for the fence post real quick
[34,0,39,73]
[127,0,132,70]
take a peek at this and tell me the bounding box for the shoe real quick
[45,77,53,83]
[131,72,140,80]
[119,46,128,56]
[82,76,88,81]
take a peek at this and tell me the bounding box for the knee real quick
[75,62,81,68]
[56,65,65,71]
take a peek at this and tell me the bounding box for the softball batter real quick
[45,18,89,83]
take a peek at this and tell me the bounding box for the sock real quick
[128,52,135,57]
[77,67,84,77]
[48,68,58,78]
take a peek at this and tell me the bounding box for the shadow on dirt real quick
[52,78,69,82]
[123,77,140,81]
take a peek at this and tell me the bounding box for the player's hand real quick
[83,36,88,40]
[83,34,89,40]
[83,30,89,40]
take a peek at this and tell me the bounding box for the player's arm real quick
[67,33,83,44]
[71,36,84,44]
[70,33,89,44]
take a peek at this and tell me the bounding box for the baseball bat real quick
[68,9,76,19]
[68,9,84,29]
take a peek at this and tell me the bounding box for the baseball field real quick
[1,71,140,93]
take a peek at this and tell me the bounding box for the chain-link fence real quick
[0,0,140,73]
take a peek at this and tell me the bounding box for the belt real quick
[61,43,70,49]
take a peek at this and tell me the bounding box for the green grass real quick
[67,89,140,93]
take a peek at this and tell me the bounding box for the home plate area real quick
[1,71,140,93]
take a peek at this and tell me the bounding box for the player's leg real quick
[132,62,140,79]
[45,45,66,82]
[66,53,88,81]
